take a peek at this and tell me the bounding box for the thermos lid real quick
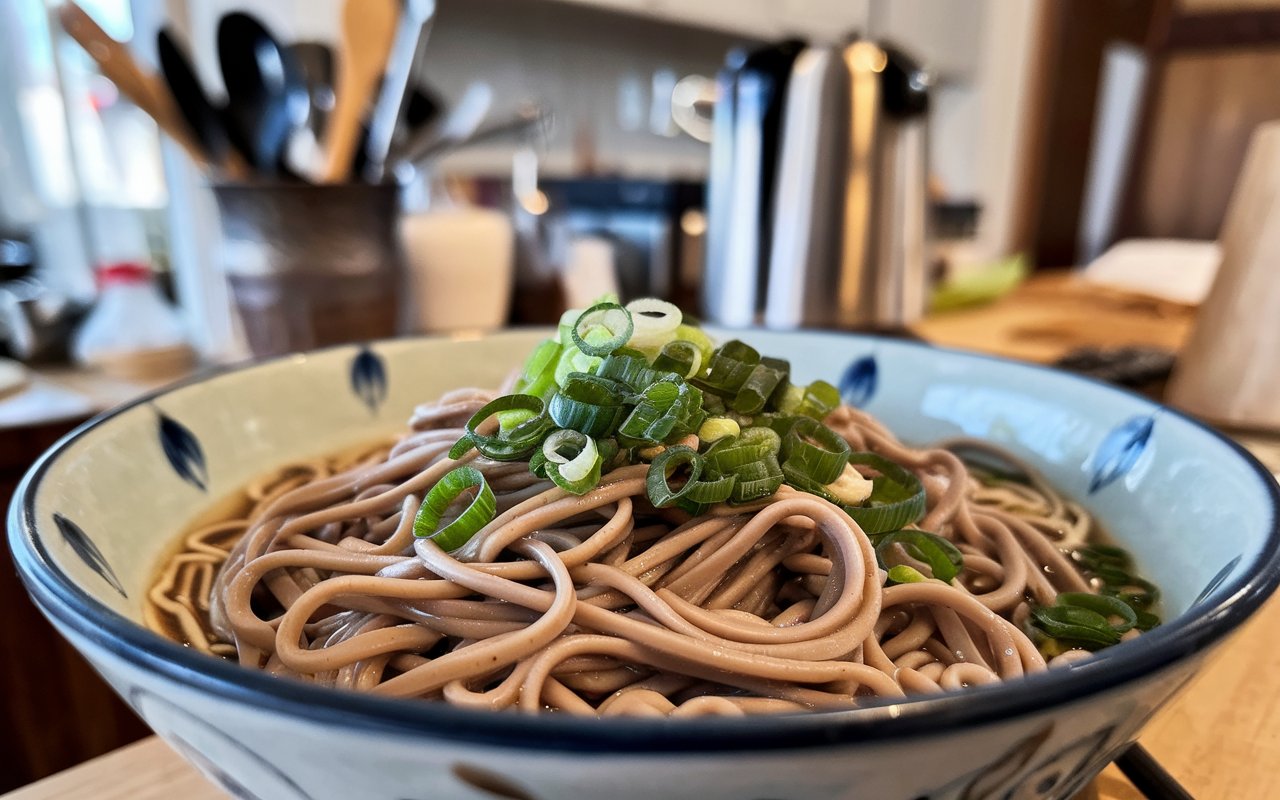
[880,45,931,118]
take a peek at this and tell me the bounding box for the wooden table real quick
[5,274,1278,798]
[913,271,1198,363]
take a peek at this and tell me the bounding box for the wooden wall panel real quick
[1178,0,1280,11]
[1134,49,1280,238]
[1028,0,1156,267]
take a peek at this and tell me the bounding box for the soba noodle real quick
[146,387,1155,717]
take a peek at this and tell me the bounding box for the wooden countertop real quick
[912,271,1196,364]
[5,273,1277,799]
[0,366,187,430]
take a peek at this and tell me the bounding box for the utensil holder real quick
[212,183,403,357]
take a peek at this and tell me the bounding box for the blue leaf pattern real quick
[839,355,877,408]
[1087,415,1155,494]
[351,346,388,413]
[54,513,126,597]
[158,410,208,491]
[1193,555,1242,605]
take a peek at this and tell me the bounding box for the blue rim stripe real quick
[8,333,1280,754]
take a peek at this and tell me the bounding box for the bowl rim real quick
[9,331,1280,753]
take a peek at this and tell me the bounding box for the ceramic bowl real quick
[9,330,1280,800]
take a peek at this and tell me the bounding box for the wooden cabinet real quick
[0,420,150,794]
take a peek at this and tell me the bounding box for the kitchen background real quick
[4,0,1280,791]
[2,0,1031,363]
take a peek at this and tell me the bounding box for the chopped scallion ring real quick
[543,430,600,484]
[1030,592,1138,649]
[625,298,683,349]
[886,565,927,584]
[779,417,852,485]
[652,339,703,379]
[571,302,634,356]
[870,530,964,583]
[548,373,627,437]
[842,452,927,534]
[683,473,736,504]
[450,395,553,461]
[413,466,497,552]
[646,445,704,507]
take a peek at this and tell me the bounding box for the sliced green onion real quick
[1072,543,1162,624]
[496,409,536,434]
[1090,563,1134,587]
[528,446,549,478]
[625,298,682,351]
[682,473,736,504]
[618,376,704,445]
[731,363,787,414]
[698,417,740,442]
[703,427,781,474]
[871,530,964,583]
[1030,592,1139,650]
[755,413,804,439]
[1134,610,1161,632]
[596,437,621,471]
[842,452,927,535]
[1031,607,1121,648]
[674,499,712,517]
[652,339,703,379]
[571,302,634,356]
[451,395,554,461]
[886,565,927,584]
[1103,576,1160,611]
[673,323,715,365]
[728,452,784,503]
[776,384,805,415]
[761,357,791,408]
[697,340,760,397]
[413,466,497,552]
[548,373,627,437]
[740,425,783,448]
[552,344,604,387]
[1057,592,1138,632]
[1074,544,1132,571]
[448,436,474,460]
[779,417,852,485]
[596,349,653,391]
[512,338,563,399]
[541,430,603,494]
[779,380,840,419]
[543,430,596,480]
[556,308,580,346]
[797,380,840,419]
[646,445,704,507]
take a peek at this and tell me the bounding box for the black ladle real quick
[217,12,309,175]
[156,28,248,177]
[287,42,334,139]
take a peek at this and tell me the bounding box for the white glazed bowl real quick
[9,330,1280,800]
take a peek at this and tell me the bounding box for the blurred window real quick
[0,0,167,303]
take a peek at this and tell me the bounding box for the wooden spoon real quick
[58,2,247,177]
[321,0,399,183]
